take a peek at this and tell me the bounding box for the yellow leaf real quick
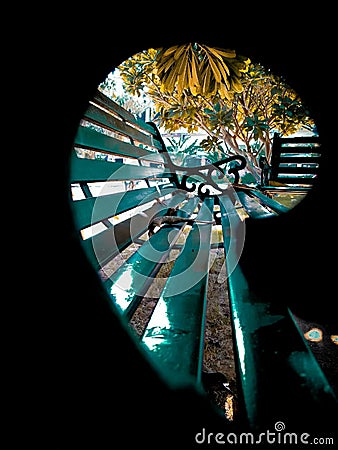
[163,45,179,57]
[208,56,222,83]
[174,44,187,61]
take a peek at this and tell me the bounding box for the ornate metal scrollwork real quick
[169,155,247,199]
[147,122,247,199]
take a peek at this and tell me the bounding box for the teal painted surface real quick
[80,192,188,272]
[72,185,176,230]
[219,194,337,428]
[248,188,290,214]
[105,197,200,319]
[74,125,164,161]
[84,103,164,153]
[70,152,170,182]
[141,197,214,388]
[107,226,183,317]
[219,194,259,423]
[236,191,276,219]
[94,89,158,135]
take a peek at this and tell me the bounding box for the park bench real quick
[69,89,337,430]
[259,132,321,203]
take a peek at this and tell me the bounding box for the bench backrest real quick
[269,132,321,187]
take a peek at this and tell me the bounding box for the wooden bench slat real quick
[84,103,163,152]
[141,197,214,388]
[219,194,337,428]
[259,186,310,193]
[268,133,321,187]
[236,191,276,219]
[272,165,319,175]
[247,189,290,214]
[70,153,170,183]
[71,185,176,230]
[272,175,317,184]
[80,192,188,271]
[94,90,159,136]
[105,197,200,319]
[74,125,165,162]
[277,136,320,144]
[276,145,321,153]
[279,156,321,163]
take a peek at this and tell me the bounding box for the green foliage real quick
[271,93,313,134]
[200,135,223,153]
[98,76,116,95]
[204,103,234,132]
[243,114,269,140]
[241,172,257,185]
[164,135,200,165]
[118,48,159,97]
[165,134,198,152]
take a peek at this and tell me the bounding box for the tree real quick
[108,43,316,182]
[163,134,200,166]
[232,63,315,165]
[99,68,152,117]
